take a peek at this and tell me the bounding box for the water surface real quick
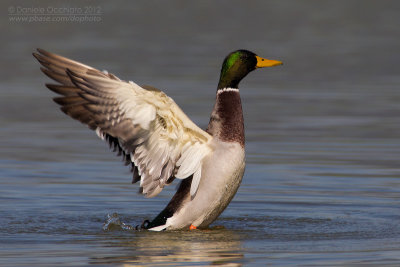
[1,0,400,266]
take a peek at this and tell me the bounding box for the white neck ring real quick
[217,87,239,95]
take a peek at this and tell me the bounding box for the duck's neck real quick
[206,87,245,147]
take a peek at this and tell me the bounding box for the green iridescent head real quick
[217,50,282,89]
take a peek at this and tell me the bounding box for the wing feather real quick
[34,49,212,197]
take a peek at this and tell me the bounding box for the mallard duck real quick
[33,49,282,231]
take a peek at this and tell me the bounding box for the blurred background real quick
[1,0,400,266]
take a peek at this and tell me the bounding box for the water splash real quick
[102,213,134,231]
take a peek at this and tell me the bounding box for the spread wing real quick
[33,48,212,198]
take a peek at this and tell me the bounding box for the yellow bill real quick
[256,56,283,68]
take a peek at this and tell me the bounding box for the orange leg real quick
[189,224,197,230]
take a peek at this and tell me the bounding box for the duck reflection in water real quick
[94,215,244,266]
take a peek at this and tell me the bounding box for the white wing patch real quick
[191,165,202,197]
[130,104,156,129]
[175,141,210,197]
